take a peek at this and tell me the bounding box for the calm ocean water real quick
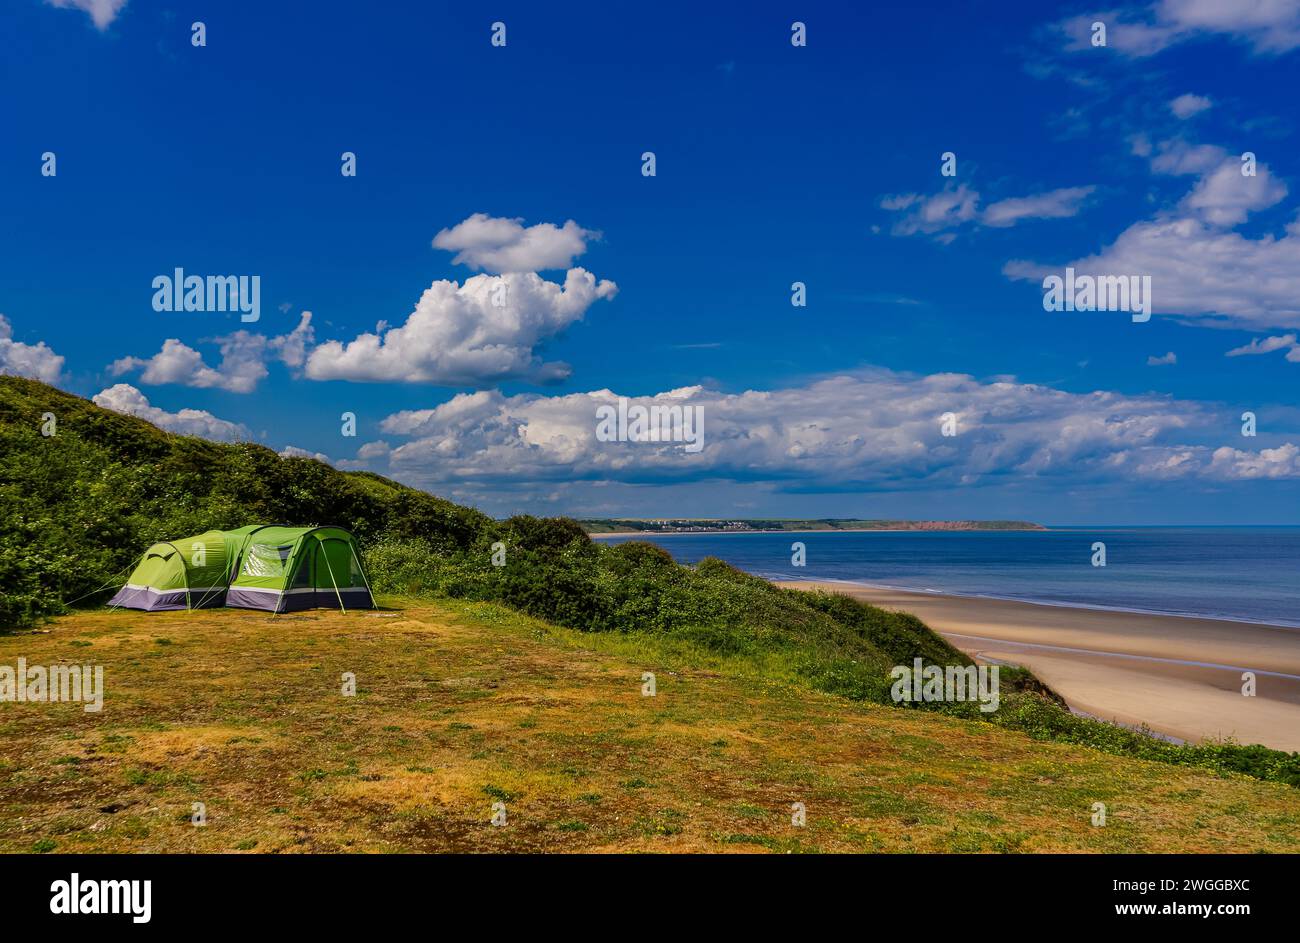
[597,528,1300,628]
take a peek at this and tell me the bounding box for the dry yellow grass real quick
[1,597,1297,853]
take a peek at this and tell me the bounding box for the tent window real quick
[242,543,294,577]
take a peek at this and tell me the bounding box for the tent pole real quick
[319,538,347,614]
[182,551,192,611]
[346,541,374,606]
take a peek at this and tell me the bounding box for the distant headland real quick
[583,518,1047,535]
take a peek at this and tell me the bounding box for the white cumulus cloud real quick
[1179,159,1287,226]
[92,384,250,441]
[431,213,598,273]
[0,315,65,384]
[305,269,616,385]
[1209,443,1300,479]
[109,313,315,394]
[1005,145,1300,330]
[363,369,1300,489]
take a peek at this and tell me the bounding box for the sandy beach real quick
[783,580,1300,752]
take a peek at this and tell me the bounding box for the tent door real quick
[315,538,353,611]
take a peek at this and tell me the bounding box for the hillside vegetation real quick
[0,376,486,628]
[2,375,1298,791]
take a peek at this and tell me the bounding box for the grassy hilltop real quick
[2,600,1297,853]
[1,375,1299,847]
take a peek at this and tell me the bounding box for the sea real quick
[596,527,1300,628]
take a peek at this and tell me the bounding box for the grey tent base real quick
[226,586,375,613]
[107,585,227,611]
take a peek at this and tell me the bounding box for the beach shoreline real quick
[774,575,1300,630]
[781,579,1300,753]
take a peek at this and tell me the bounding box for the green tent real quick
[226,526,374,613]
[109,525,374,613]
[108,526,264,611]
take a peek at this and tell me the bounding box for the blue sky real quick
[4,0,1300,523]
